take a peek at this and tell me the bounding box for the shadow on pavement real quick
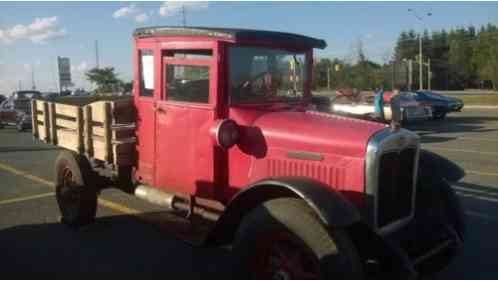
[406,115,498,144]
[440,181,498,279]
[0,214,231,279]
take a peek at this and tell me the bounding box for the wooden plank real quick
[35,100,45,109]
[31,100,39,138]
[92,124,135,139]
[42,102,50,143]
[76,107,84,153]
[49,102,58,145]
[89,101,107,123]
[38,125,47,141]
[37,115,45,123]
[55,118,78,130]
[56,129,79,152]
[84,106,94,157]
[103,102,112,163]
[92,138,135,165]
[54,103,78,118]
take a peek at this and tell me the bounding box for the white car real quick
[332,92,432,123]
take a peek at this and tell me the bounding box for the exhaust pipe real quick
[134,185,179,209]
[133,185,221,221]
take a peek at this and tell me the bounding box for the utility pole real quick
[327,66,331,90]
[31,64,36,90]
[391,61,396,91]
[181,4,187,27]
[95,40,100,69]
[407,59,413,91]
[427,58,431,90]
[418,34,423,90]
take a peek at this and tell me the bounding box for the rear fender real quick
[206,176,361,246]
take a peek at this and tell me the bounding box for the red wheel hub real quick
[252,231,321,279]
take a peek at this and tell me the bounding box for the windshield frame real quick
[227,43,312,106]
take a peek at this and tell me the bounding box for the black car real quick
[414,91,464,119]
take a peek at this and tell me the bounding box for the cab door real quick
[154,48,218,197]
[133,47,158,185]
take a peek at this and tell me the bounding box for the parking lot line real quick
[458,137,498,142]
[0,192,55,206]
[0,162,53,187]
[0,161,142,216]
[466,170,498,177]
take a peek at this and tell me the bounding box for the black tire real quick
[433,110,447,120]
[54,150,98,228]
[232,198,363,279]
[415,177,465,276]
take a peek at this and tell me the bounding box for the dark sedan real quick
[414,91,464,119]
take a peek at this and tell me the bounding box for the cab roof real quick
[133,26,327,49]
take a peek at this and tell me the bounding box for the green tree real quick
[472,24,498,90]
[85,67,121,93]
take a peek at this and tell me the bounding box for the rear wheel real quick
[55,151,98,228]
[232,198,363,279]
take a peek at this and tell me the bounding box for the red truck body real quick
[132,30,386,207]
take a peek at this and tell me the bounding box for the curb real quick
[463,106,498,109]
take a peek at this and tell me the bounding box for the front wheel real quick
[55,151,98,228]
[232,198,363,279]
[415,177,465,276]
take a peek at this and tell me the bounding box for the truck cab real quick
[37,26,464,279]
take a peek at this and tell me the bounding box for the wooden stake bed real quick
[31,97,136,166]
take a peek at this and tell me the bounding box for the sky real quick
[0,1,497,94]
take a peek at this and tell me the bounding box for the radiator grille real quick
[377,148,416,228]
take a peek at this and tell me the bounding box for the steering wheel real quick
[236,71,270,90]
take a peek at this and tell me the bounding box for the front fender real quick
[418,150,465,183]
[206,176,361,245]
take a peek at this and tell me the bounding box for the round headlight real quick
[211,119,239,149]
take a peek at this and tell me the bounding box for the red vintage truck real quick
[31,26,464,279]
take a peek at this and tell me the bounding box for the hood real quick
[250,110,387,158]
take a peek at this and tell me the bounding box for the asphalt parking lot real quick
[1,108,497,279]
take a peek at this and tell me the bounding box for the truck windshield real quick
[229,46,306,104]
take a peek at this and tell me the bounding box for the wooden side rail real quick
[32,98,135,166]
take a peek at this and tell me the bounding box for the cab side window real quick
[163,49,212,104]
[165,64,209,103]
[139,50,154,97]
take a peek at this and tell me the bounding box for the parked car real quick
[0,94,6,104]
[0,90,42,131]
[414,91,464,119]
[332,91,432,124]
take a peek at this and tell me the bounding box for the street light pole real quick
[427,58,431,90]
[408,8,432,91]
